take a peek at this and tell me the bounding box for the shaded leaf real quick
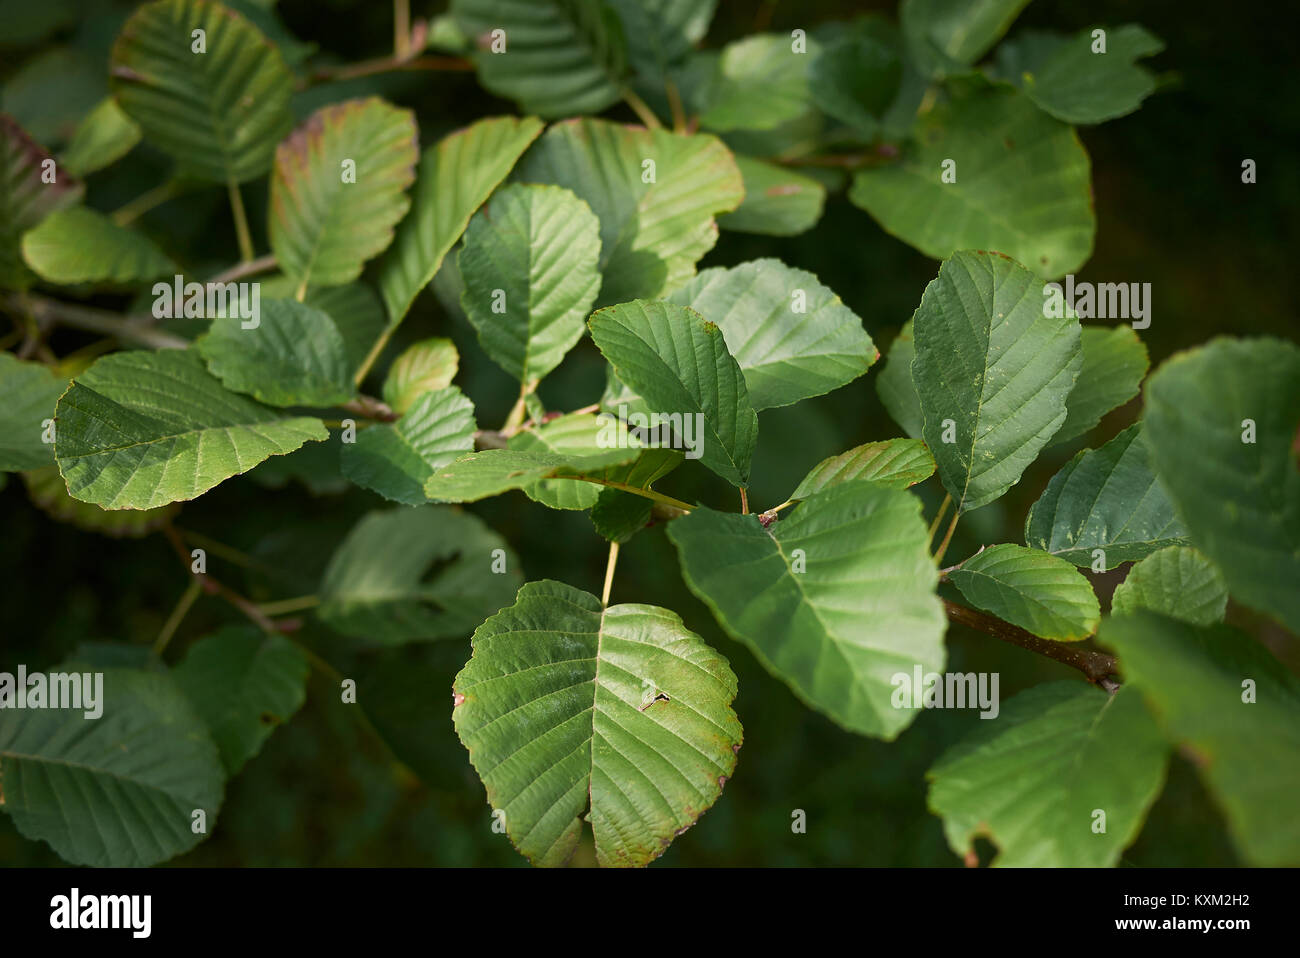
[110,0,293,182]
[22,464,177,537]
[0,352,67,471]
[1050,325,1147,447]
[875,318,922,438]
[1,113,84,289]
[901,0,1031,77]
[698,33,813,132]
[60,97,141,176]
[717,155,826,237]
[928,682,1168,866]
[1025,423,1189,569]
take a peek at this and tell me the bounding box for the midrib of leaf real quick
[1,746,192,799]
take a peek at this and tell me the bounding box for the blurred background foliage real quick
[1,0,1294,866]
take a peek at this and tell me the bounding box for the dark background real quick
[1,0,1296,866]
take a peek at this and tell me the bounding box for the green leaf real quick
[378,115,543,326]
[913,250,1081,512]
[717,155,826,237]
[55,349,327,509]
[22,206,176,285]
[318,505,523,644]
[1142,338,1300,635]
[424,445,640,503]
[257,276,387,379]
[590,446,684,541]
[876,319,922,439]
[269,98,417,289]
[666,258,876,410]
[173,626,309,774]
[1111,546,1227,626]
[1050,325,1148,447]
[0,666,225,867]
[197,297,354,407]
[0,353,67,471]
[1,114,84,289]
[849,77,1095,279]
[927,682,1168,867]
[948,543,1100,640]
[453,579,741,867]
[790,439,935,500]
[382,338,459,415]
[1025,423,1189,569]
[458,183,601,383]
[608,0,715,83]
[996,25,1164,125]
[59,97,141,176]
[518,118,743,304]
[808,33,902,138]
[589,300,758,486]
[1100,612,1300,866]
[22,464,177,537]
[668,480,945,738]
[698,33,813,132]
[506,413,612,510]
[451,0,628,118]
[901,0,1032,77]
[342,387,476,505]
[110,0,294,183]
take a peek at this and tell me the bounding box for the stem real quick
[161,522,279,634]
[927,494,952,547]
[622,88,662,129]
[339,394,398,422]
[501,382,533,435]
[665,78,687,132]
[154,579,202,654]
[944,599,1120,689]
[208,253,276,286]
[933,509,960,565]
[112,180,180,226]
[354,327,394,387]
[394,0,410,57]
[557,476,693,516]
[601,541,620,607]
[5,294,188,349]
[227,178,254,263]
[257,595,321,616]
[740,487,749,515]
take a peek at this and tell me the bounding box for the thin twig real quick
[622,87,662,129]
[601,541,620,607]
[927,494,952,547]
[207,253,276,286]
[339,394,398,422]
[944,599,1120,689]
[227,178,254,263]
[112,180,181,226]
[933,509,960,564]
[740,487,749,515]
[5,294,188,350]
[154,578,201,654]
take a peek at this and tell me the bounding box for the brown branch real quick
[944,598,1120,690]
[339,394,398,422]
[3,294,189,350]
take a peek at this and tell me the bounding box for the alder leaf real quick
[1025,423,1189,570]
[1101,612,1300,866]
[453,579,741,866]
[59,97,141,176]
[318,505,522,644]
[424,446,641,503]
[698,33,813,132]
[912,250,1082,513]
[269,97,418,289]
[451,0,628,118]
[875,319,922,439]
[947,543,1100,641]
[458,183,601,384]
[1111,546,1228,626]
[197,298,354,407]
[668,480,946,738]
[1049,325,1148,447]
[342,387,476,505]
[901,0,1032,77]
[666,258,877,411]
[717,155,826,237]
[927,682,1168,866]
[382,338,459,415]
[0,665,225,867]
[22,206,176,284]
[55,349,327,509]
[378,115,543,326]
[996,25,1165,125]
[1,114,84,289]
[517,118,743,303]
[790,438,935,500]
[110,0,293,182]
[589,300,758,487]
[0,353,67,471]
[849,77,1095,279]
[173,626,309,774]
[506,413,617,511]
[1142,337,1300,635]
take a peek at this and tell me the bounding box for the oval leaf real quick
[22,206,176,284]
[947,543,1100,641]
[1111,546,1228,626]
